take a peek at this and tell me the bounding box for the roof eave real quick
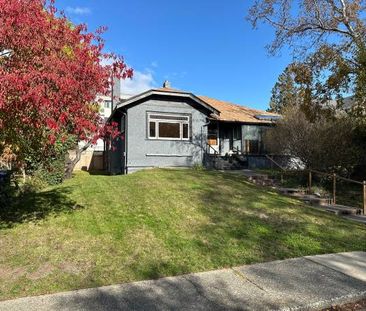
[208,117,277,125]
[115,89,220,115]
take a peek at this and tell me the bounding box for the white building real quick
[73,78,133,170]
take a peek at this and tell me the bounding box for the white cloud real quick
[66,6,91,15]
[151,61,158,68]
[164,71,187,80]
[121,70,157,96]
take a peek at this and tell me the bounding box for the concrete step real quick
[299,194,332,206]
[343,214,366,224]
[252,179,276,186]
[279,188,306,195]
[321,204,362,216]
[279,190,332,207]
[248,175,269,181]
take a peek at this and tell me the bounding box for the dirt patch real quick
[322,299,366,311]
[27,263,54,280]
[0,265,27,280]
[59,262,81,275]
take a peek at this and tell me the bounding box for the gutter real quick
[123,111,128,175]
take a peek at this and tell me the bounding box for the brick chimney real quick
[163,80,171,88]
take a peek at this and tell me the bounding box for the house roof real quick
[198,96,279,124]
[116,88,219,115]
[115,86,280,124]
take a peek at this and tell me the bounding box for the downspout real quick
[123,111,128,174]
[201,119,211,165]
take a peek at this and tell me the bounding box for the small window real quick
[147,113,190,140]
[183,123,189,139]
[149,122,156,138]
[150,114,189,121]
[104,100,111,108]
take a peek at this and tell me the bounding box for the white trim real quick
[148,112,190,141]
[146,154,193,157]
[115,89,219,114]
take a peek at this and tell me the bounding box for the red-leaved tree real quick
[0,0,132,180]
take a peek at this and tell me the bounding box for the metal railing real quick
[265,154,366,215]
[206,144,219,157]
[232,146,244,155]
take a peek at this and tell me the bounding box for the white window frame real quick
[104,100,112,109]
[147,113,190,141]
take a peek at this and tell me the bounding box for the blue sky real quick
[58,0,292,110]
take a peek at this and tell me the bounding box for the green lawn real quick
[0,169,365,301]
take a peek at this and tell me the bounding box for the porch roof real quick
[198,95,279,124]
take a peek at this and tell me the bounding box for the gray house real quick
[106,83,279,174]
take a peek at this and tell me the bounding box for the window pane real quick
[207,135,217,145]
[183,123,189,139]
[150,114,189,121]
[233,127,241,140]
[159,122,180,138]
[149,122,156,138]
[242,125,260,140]
[245,140,259,154]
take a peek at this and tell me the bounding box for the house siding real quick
[125,98,209,173]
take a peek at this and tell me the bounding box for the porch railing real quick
[206,144,219,157]
[265,154,366,215]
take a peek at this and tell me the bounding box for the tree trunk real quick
[64,142,91,179]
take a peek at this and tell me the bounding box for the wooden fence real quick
[266,155,366,215]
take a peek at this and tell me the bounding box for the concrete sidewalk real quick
[0,252,365,311]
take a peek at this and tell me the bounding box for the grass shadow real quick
[186,170,366,264]
[0,186,80,229]
[86,170,111,176]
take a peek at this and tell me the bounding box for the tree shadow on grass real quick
[0,186,80,229]
[187,170,366,265]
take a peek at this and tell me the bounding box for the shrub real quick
[32,157,66,187]
[264,106,362,174]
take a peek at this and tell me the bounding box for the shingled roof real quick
[116,85,279,124]
[152,87,279,124]
[198,95,279,124]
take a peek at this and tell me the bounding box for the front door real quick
[220,126,232,155]
[207,122,219,154]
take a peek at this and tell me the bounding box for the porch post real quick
[333,173,336,205]
[363,181,366,215]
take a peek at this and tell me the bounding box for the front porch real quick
[206,121,273,169]
[207,121,268,156]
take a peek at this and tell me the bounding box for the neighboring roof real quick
[198,95,279,124]
[326,96,355,111]
[115,86,280,124]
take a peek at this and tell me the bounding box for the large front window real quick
[148,113,190,140]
